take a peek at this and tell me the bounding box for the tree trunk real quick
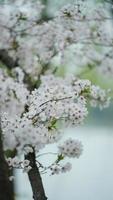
[0,122,14,200]
[25,151,47,200]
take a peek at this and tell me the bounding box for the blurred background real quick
[0,0,113,199]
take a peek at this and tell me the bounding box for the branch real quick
[25,151,48,200]
[29,96,72,121]
[0,120,14,200]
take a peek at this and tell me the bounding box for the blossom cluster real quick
[0,0,113,78]
[57,2,113,78]
[6,157,32,173]
[1,75,89,153]
[0,67,29,116]
[6,137,82,175]
[90,85,111,109]
[1,73,110,175]
[50,162,72,175]
[58,138,83,158]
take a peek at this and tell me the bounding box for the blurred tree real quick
[0,122,14,200]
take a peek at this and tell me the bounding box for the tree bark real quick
[0,49,18,69]
[0,121,14,200]
[25,151,47,200]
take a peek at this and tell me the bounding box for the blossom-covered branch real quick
[0,0,113,78]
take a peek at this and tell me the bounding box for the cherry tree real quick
[0,0,112,200]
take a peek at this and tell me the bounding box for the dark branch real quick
[0,120,14,200]
[25,151,48,200]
